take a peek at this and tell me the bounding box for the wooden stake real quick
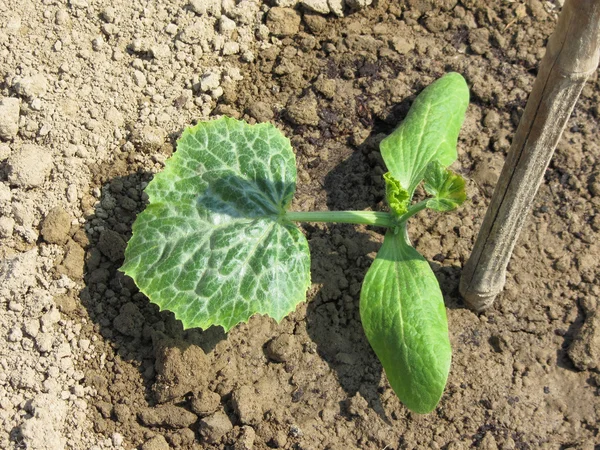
[460,0,600,311]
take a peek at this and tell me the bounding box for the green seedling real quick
[121,72,469,414]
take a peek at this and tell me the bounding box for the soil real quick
[1,0,599,449]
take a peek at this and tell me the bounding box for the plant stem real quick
[285,211,395,228]
[398,200,429,224]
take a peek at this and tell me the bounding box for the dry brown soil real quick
[1,0,599,449]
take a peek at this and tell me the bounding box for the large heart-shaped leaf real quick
[121,118,311,331]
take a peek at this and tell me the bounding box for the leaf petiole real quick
[397,199,429,224]
[286,200,430,229]
[285,210,395,228]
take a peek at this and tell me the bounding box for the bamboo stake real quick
[460,0,600,311]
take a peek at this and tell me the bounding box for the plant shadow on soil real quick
[79,137,465,422]
[81,169,227,405]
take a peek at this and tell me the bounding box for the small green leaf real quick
[121,118,311,332]
[380,72,469,196]
[383,172,409,217]
[360,228,451,414]
[423,160,467,212]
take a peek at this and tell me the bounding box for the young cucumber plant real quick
[121,72,469,414]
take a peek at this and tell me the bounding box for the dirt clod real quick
[469,28,491,55]
[133,125,168,152]
[232,385,264,426]
[97,229,127,262]
[113,302,146,338]
[138,404,198,429]
[0,97,20,140]
[168,427,196,447]
[568,311,600,370]
[7,144,53,188]
[267,7,301,36]
[347,392,368,417]
[247,101,275,122]
[40,207,72,244]
[233,425,256,450]
[113,403,133,423]
[190,390,221,417]
[302,12,327,33]
[57,239,86,279]
[286,95,319,126]
[141,434,170,450]
[153,340,210,403]
[266,333,296,362]
[12,74,48,98]
[19,394,68,450]
[200,411,233,444]
[0,216,15,238]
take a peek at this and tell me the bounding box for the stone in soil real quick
[346,0,373,9]
[0,97,20,140]
[300,0,330,14]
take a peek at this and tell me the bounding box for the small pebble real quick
[133,70,147,88]
[200,70,220,91]
[112,433,124,447]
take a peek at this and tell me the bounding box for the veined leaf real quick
[383,172,409,217]
[360,228,451,414]
[121,118,311,332]
[380,72,469,197]
[423,160,467,212]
